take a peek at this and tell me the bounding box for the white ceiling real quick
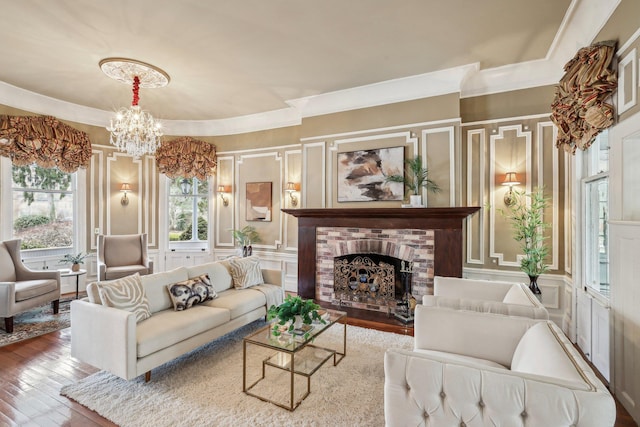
[0,0,619,135]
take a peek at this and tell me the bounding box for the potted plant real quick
[498,187,551,298]
[59,252,88,272]
[230,225,261,257]
[385,155,440,206]
[267,295,326,340]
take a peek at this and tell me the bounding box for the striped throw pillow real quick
[97,273,152,323]
[228,256,264,289]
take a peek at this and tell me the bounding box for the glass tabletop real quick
[244,309,346,353]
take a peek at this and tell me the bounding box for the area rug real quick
[61,320,413,427]
[0,298,71,347]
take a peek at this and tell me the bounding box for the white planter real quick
[409,194,422,207]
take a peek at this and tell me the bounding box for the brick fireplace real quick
[282,207,480,327]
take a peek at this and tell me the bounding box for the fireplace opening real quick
[332,253,412,313]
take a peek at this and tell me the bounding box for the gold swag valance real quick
[0,115,92,173]
[550,40,617,154]
[155,136,217,181]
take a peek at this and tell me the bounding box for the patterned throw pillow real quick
[167,274,217,311]
[97,273,152,323]
[228,256,264,289]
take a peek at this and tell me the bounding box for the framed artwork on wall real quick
[337,146,405,202]
[246,182,272,221]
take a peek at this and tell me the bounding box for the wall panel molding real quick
[422,126,456,206]
[466,129,485,265]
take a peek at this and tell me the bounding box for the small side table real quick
[59,269,87,299]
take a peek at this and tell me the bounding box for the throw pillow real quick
[166,274,217,311]
[228,256,264,289]
[97,273,152,323]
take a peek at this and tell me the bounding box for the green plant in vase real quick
[497,187,551,297]
[385,155,440,206]
[59,252,88,272]
[267,295,326,340]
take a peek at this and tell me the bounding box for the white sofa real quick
[71,258,283,381]
[384,306,615,426]
[423,276,549,319]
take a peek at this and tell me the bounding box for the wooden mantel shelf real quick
[282,207,480,219]
[282,206,481,303]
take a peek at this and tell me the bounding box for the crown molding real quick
[0,0,622,136]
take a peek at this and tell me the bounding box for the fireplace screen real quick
[333,255,396,303]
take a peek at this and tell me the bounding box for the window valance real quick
[155,136,217,181]
[0,115,92,173]
[551,40,617,154]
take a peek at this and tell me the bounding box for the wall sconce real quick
[501,172,520,207]
[217,185,230,207]
[179,178,192,195]
[120,183,131,206]
[286,182,299,207]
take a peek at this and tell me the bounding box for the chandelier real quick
[100,58,170,157]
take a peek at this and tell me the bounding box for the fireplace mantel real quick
[283,207,480,301]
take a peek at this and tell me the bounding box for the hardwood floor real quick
[0,327,637,426]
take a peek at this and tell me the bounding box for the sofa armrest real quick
[261,268,282,286]
[433,276,515,300]
[70,300,138,380]
[384,348,615,427]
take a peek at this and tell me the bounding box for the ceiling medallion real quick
[100,58,169,157]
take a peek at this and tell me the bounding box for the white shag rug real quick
[61,320,413,427]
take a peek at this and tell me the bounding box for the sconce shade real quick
[286,181,299,207]
[502,172,520,186]
[217,185,229,206]
[120,183,131,205]
[286,181,296,191]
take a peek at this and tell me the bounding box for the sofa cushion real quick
[502,284,534,306]
[186,261,234,293]
[140,267,189,313]
[203,288,266,319]
[136,306,231,358]
[96,273,152,323]
[228,256,264,289]
[511,322,584,383]
[167,274,217,311]
[14,279,58,301]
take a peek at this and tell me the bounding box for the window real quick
[168,177,209,249]
[11,164,75,251]
[582,131,609,298]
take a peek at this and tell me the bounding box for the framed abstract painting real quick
[337,146,405,202]
[246,182,272,221]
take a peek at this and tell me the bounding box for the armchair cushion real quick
[103,236,144,267]
[14,279,59,301]
[96,273,152,323]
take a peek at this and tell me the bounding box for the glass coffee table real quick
[243,309,346,411]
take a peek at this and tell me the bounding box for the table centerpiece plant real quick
[59,252,88,272]
[267,295,326,340]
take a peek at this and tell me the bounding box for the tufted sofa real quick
[422,276,549,319]
[384,306,615,426]
[71,257,283,381]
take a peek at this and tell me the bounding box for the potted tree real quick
[385,155,440,206]
[267,295,326,340]
[498,187,551,298]
[230,225,261,257]
[59,252,88,272]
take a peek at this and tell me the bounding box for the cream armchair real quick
[97,234,153,281]
[384,306,615,426]
[0,239,61,333]
[422,275,549,319]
